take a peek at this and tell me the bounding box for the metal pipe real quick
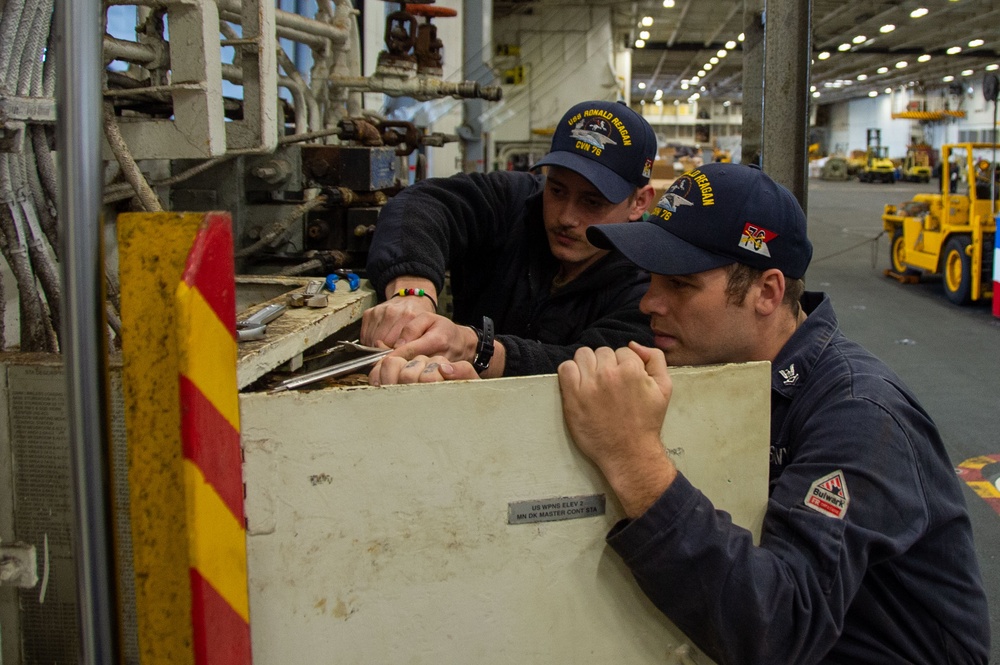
[217,0,348,44]
[56,0,120,662]
[102,34,158,64]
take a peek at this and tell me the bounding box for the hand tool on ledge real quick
[268,341,391,393]
[236,302,287,342]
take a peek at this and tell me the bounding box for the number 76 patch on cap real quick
[804,470,850,519]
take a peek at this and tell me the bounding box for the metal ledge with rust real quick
[235,275,376,389]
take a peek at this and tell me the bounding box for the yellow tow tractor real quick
[859,129,896,184]
[882,142,997,305]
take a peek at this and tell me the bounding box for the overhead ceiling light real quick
[910,7,928,18]
[662,0,675,6]
[918,54,932,62]
[723,101,731,107]
[641,16,653,26]
[638,82,646,89]
[639,30,650,40]
[877,66,889,74]
[810,85,816,92]
[857,74,868,81]
[962,69,974,76]
[717,50,727,58]
[674,99,680,106]
[884,87,892,94]
[880,24,895,33]
[640,99,646,105]
[681,82,689,89]
[691,75,700,82]
[969,39,985,48]
[868,91,878,97]
[700,85,706,91]
[738,33,745,42]
[818,51,831,60]
[710,57,719,64]
[852,35,867,44]
[725,40,737,49]
[812,91,821,98]
[704,63,713,71]
[947,46,962,55]
[635,39,646,48]
[838,43,851,52]
[654,89,663,99]
[943,75,955,82]
[987,64,1000,71]
[896,61,908,69]
[655,100,663,106]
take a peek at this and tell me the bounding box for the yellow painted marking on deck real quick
[965,480,1000,499]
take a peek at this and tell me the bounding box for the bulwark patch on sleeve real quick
[804,470,850,519]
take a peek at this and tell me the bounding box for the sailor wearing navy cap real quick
[363,100,660,385]
[559,162,991,664]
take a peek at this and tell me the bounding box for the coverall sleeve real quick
[366,171,540,296]
[606,393,930,665]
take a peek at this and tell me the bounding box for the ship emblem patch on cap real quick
[804,470,850,519]
[656,191,694,213]
[739,222,777,257]
[642,158,653,179]
[570,117,619,150]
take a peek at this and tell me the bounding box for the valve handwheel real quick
[405,4,458,18]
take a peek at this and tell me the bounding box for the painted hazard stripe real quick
[184,459,250,622]
[957,453,1000,517]
[176,212,251,664]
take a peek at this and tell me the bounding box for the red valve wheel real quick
[405,4,457,18]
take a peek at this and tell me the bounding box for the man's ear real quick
[755,269,786,315]
[628,184,657,220]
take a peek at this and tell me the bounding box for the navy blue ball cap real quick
[531,100,657,204]
[587,163,813,279]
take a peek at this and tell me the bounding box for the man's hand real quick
[369,355,480,386]
[557,341,678,518]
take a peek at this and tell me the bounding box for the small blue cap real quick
[325,274,339,291]
[530,100,657,204]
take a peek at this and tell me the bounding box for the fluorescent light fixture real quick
[896,61,908,69]
[868,91,878,97]
[691,75,700,82]
[697,70,706,77]
[877,66,889,74]
[655,100,663,106]
[638,82,646,89]
[738,33,745,42]
[961,69,974,76]
[969,39,984,48]
[910,8,928,18]
[987,64,1000,71]
[918,54,932,62]
[689,93,700,101]
[880,24,895,33]
[810,85,817,92]
[852,35,867,44]
[947,46,962,55]
[838,43,851,52]
[943,75,955,82]
[885,87,892,94]
[818,51,831,60]
[717,50,727,58]
[663,0,675,7]
[710,57,719,64]
[857,74,868,80]
[639,30,650,39]
[641,16,653,26]
[704,63,713,71]
[635,39,645,48]
[812,91,821,98]
[725,40,737,49]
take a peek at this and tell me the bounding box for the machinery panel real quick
[240,362,771,664]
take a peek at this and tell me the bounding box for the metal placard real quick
[508,494,606,525]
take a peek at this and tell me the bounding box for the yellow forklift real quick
[900,148,932,183]
[859,128,896,183]
[882,142,997,305]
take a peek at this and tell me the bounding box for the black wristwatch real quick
[470,315,495,374]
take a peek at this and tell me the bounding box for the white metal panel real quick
[241,361,770,664]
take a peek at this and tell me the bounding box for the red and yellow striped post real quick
[118,211,251,665]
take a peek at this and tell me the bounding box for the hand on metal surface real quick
[557,342,677,518]
[368,354,480,386]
